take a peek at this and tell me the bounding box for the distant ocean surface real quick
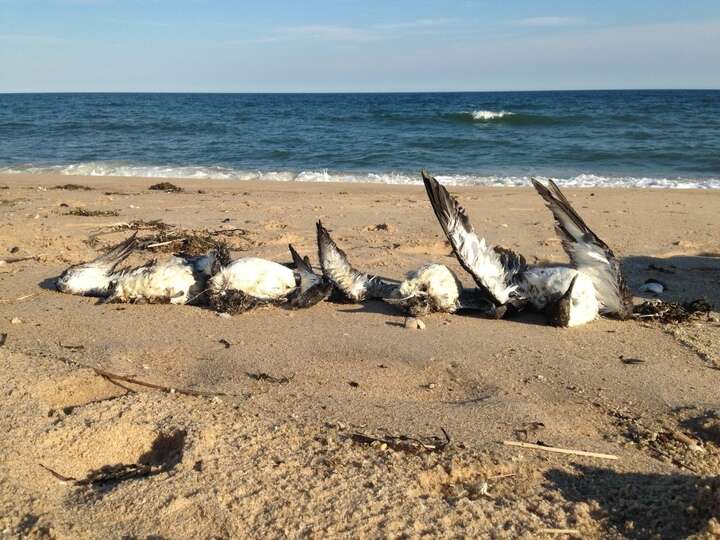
[1,90,719,188]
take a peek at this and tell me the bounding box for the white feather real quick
[209,257,296,300]
[519,266,599,326]
[397,263,461,313]
[107,256,200,304]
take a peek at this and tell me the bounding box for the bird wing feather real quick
[531,178,632,318]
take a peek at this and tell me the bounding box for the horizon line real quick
[2,88,720,95]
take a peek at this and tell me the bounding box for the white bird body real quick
[56,233,138,297]
[209,257,296,300]
[396,263,462,314]
[106,256,204,305]
[518,266,599,327]
[58,265,116,297]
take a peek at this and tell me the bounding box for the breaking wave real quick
[2,162,719,189]
[471,110,514,121]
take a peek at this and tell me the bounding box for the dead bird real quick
[422,171,631,326]
[286,244,333,309]
[103,250,221,305]
[56,233,138,297]
[208,245,328,314]
[316,221,492,316]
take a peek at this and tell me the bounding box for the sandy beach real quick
[1,172,719,538]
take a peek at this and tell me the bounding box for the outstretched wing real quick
[316,222,398,301]
[531,178,632,318]
[316,221,372,302]
[421,171,523,306]
[92,232,138,271]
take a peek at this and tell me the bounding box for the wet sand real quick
[1,173,719,538]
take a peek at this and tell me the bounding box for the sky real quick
[1,0,719,92]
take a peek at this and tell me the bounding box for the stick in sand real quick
[503,441,619,460]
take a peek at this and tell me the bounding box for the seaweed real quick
[149,182,183,193]
[634,299,713,324]
[67,208,120,217]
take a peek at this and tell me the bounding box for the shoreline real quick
[2,168,719,190]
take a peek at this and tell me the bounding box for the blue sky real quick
[1,0,719,92]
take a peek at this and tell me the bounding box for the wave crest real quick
[1,162,718,189]
[471,110,514,121]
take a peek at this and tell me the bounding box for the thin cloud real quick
[514,16,585,27]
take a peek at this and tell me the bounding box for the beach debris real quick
[246,372,294,384]
[366,223,393,232]
[0,256,40,265]
[619,355,645,365]
[39,462,164,486]
[538,529,580,536]
[10,317,22,324]
[0,293,40,305]
[514,421,546,441]
[671,431,705,453]
[634,299,712,323]
[0,333,6,347]
[648,263,675,274]
[59,342,85,351]
[404,317,426,330]
[218,338,232,349]
[9,246,19,254]
[149,182,183,193]
[348,381,359,388]
[639,278,666,294]
[502,440,619,460]
[348,428,451,454]
[52,184,93,191]
[39,429,186,487]
[67,207,120,217]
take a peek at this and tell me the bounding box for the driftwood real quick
[39,462,164,486]
[503,441,619,460]
[348,428,451,454]
[53,356,240,399]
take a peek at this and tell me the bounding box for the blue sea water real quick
[1,90,719,188]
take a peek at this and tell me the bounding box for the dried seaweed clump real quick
[149,182,183,193]
[67,207,120,217]
[634,299,713,323]
[52,184,93,191]
[209,289,277,315]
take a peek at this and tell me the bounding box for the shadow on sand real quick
[546,465,720,539]
[622,254,720,307]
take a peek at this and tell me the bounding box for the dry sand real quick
[0,173,719,539]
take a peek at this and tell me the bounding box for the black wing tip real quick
[288,243,313,274]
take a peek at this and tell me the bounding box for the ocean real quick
[1,90,719,188]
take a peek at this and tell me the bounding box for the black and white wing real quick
[531,178,632,318]
[93,232,138,271]
[316,221,397,302]
[287,244,332,309]
[422,171,524,306]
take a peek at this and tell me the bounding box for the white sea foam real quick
[471,110,514,121]
[1,162,718,189]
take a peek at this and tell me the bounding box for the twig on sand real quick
[91,367,233,398]
[51,356,240,398]
[502,441,619,460]
[348,428,451,454]
[144,239,185,249]
[0,293,39,305]
[0,256,39,265]
[538,528,580,536]
[39,462,164,486]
